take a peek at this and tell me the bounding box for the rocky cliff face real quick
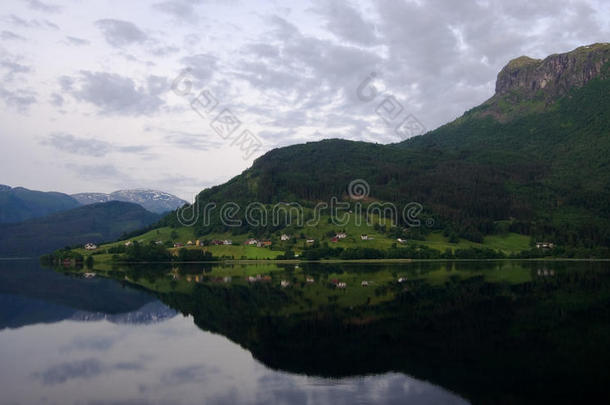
[495,43,610,98]
[474,43,610,121]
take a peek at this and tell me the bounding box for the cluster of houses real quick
[330,232,347,242]
[535,242,555,249]
[84,243,97,250]
[247,274,272,283]
[244,239,273,247]
[330,279,347,289]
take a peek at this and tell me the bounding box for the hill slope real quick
[0,201,160,257]
[156,43,610,248]
[0,185,80,224]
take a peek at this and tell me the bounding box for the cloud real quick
[94,19,148,47]
[34,358,104,385]
[180,54,218,82]
[65,71,165,115]
[1,30,26,41]
[0,86,36,111]
[49,92,64,107]
[0,60,31,81]
[42,132,151,157]
[311,0,378,46]
[65,163,130,182]
[24,0,62,14]
[162,129,224,151]
[6,14,59,29]
[65,36,90,46]
[152,0,205,24]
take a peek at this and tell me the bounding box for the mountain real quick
[0,185,80,224]
[72,189,187,214]
[158,43,610,248]
[0,201,160,257]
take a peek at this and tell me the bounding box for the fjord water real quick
[0,260,466,405]
[1,260,609,404]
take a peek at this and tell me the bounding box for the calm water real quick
[1,259,609,404]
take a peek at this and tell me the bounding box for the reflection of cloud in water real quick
[3,315,468,404]
[34,358,104,385]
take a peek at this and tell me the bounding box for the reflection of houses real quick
[83,272,96,278]
[537,268,556,277]
[330,279,346,289]
[84,243,97,250]
[536,242,555,249]
[280,234,290,241]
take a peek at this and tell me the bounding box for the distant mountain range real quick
[0,185,81,224]
[0,185,186,225]
[71,189,187,214]
[0,201,160,257]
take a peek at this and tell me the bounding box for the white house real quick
[306,239,315,244]
[280,280,290,288]
[360,234,369,240]
[361,280,369,287]
[223,240,232,245]
[336,282,347,289]
[84,243,97,250]
[397,238,407,244]
[280,234,290,241]
[336,232,347,239]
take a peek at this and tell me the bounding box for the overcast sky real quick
[1,0,609,200]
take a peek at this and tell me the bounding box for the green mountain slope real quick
[0,185,81,224]
[157,43,610,248]
[0,201,160,257]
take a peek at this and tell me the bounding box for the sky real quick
[0,0,609,201]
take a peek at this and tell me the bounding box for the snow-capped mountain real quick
[72,189,187,214]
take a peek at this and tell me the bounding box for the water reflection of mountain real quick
[70,301,177,324]
[154,261,610,404]
[0,260,175,329]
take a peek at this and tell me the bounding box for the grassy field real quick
[74,214,532,261]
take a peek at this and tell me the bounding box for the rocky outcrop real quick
[471,43,610,121]
[495,43,610,98]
